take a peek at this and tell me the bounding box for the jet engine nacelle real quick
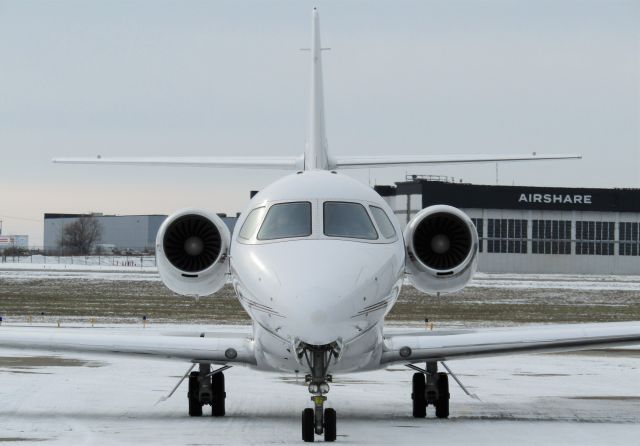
[156,209,231,297]
[404,205,478,294]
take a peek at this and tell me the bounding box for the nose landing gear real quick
[299,345,339,442]
[302,396,336,442]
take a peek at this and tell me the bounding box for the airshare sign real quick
[417,182,639,212]
[518,193,592,205]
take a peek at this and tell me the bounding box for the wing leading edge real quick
[381,321,640,366]
[0,327,256,366]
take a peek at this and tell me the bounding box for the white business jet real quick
[2,7,639,443]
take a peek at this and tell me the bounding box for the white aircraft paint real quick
[231,170,405,372]
[1,6,638,442]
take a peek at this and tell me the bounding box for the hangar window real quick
[575,221,614,255]
[471,218,484,253]
[619,222,639,256]
[487,219,527,254]
[257,202,312,240]
[324,202,378,240]
[487,219,528,254]
[238,207,266,240]
[369,206,396,239]
[532,220,572,255]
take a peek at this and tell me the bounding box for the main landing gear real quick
[299,345,339,442]
[188,363,228,417]
[411,361,450,419]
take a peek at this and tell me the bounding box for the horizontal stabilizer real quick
[53,156,304,170]
[332,153,581,169]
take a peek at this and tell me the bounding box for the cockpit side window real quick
[323,201,378,240]
[369,206,397,239]
[238,207,266,240]
[257,202,312,240]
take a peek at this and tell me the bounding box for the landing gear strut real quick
[299,345,339,442]
[187,363,228,417]
[411,361,449,419]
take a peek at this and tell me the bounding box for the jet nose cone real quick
[309,307,328,325]
[235,240,403,346]
[281,283,351,345]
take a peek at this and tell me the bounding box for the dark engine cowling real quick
[404,205,478,294]
[156,209,231,297]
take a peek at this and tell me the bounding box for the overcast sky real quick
[1,0,638,245]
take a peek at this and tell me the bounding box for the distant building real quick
[375,175,640,275]
[43,213,238,252]
[0,235,29,249]
[44,213,167,252]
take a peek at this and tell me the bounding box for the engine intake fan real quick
[163,215,222,273]
[413,212,472,271]
[156,210,230,297]
[404,205,478,294]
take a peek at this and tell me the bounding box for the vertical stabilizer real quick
[305,7,329,170]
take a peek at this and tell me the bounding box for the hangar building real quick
[0,235,29,250]
[44,213,238,253]
[44,214,167,252]
[375,176,640,275]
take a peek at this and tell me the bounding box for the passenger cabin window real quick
[257,202,312,240]
[238,207,266,240]
[324,202,378,240]
[369,206,396,239]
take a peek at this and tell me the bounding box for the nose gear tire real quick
[302,408,315,442]
[324,408,337,442]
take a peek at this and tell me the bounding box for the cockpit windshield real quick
[238,207,266,240]
[323,201,378,240]
[369,206,396,239]
[257,202,312,240]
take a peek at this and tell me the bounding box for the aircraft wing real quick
[0,326,256,366]
[381,322,640,366]
[53,156,304,170]
[332,153,581,169]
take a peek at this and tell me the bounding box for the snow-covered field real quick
[0,262,158,279]
[3,263,640,291]
[0,255,156,267]
[470,272,640,292]
[1,268,639,444]
[0,323,639,445]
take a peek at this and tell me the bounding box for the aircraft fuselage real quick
[230,170,405,372]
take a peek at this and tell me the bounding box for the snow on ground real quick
[0,264,159,281]
[0,255,156,267]
[3,264,640,291]
[470,272,640,292]
[1,268,639,443]
[0,324,639,445]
